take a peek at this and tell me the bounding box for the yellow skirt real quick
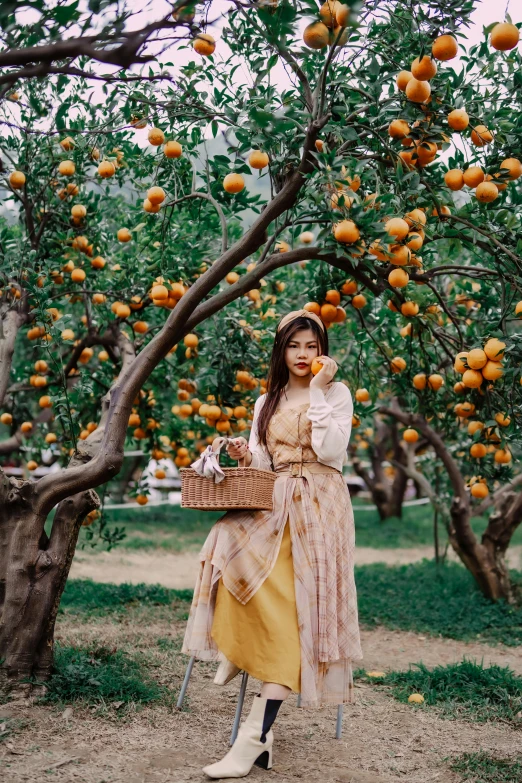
[211,519,301,693]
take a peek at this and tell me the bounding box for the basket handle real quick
[211,436,248,467]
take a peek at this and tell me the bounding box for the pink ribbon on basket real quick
[189,436,235,484]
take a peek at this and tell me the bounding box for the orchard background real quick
[0,1,522,780]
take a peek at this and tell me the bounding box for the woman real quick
[182,308,362,779]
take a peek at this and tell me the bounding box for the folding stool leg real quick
[296,693,301,707]
[335,704,343,738]
[230,671,249,745]
[176,655,196,708]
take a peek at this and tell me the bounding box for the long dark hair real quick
[256,316,329,447]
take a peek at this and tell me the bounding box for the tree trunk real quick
[0,484,99,695]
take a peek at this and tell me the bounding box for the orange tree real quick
[1,0,522,689]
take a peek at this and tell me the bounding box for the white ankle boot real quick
[213,652,242,686]
[203,695,274,779]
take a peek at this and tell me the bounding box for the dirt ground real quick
[69,544,522,590]
[1,606,521,783]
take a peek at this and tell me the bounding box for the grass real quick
[450,752,522,782]
[356,660,522,726]
[356,560,522,646]
[44,644,170,709]
[83,502,522,552]
[60,578,193,616]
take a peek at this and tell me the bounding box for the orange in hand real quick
[311,358,324,375]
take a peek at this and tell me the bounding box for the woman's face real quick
[284,328,320,378]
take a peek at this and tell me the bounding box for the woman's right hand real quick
[226,436,249,461]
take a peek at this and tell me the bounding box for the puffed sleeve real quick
[248,394,274,471]
[306,382,353,463]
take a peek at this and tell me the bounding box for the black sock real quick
[257,695,283,743]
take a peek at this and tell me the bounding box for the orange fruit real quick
[411,55,437,80]
[60,136,75,150]
[494,449,512,465]
[431,205,451,217]
[390,356,407,373]
[444,169,464,190]
[462,369,483,388]
[404,208,427,228]
[447,108,469,130]
[21,421,33,434]
[427,373,444,390]
[311,359,324,375]
[412,373,427,390]
[249,150,269,169]
[388,119,411,139]
[335,3,350,26]
[147,186,166,206]
[467,348,487,369]
[133,321,148,334]
[355,388,370,402]
[304,301,321,316]
[98,160,115,178]
[500,157,522,180]
[401,301,419,317]
[490,22,519,51]
[406,232,423,251]
[223,173,245,193]
[475,181,498,203]
[471,125,493,146]
[388,268,409,287]
[319,1,341,27]
[320,303,338,322]
[432,34,458,61]
[341,279,357,295]
[150,284,169,300]
[389,245,411,266]
[9,171,26,189]
[396,70,413,91]
[27,460,38,471]
[193,32,215,55]
[403,428,419,443]
[303,21,330,49]
[471,482,488,499]
[299,231,315,244]
[143,198,160,213]
[482,361,503,381]
[462,166,485,188]
[71,268,86,283]
[58,160,75,176]
[39,395,52,408]
[484,338,505,361]
[385,217,410,241]
[136,494,149,506]
[516,301,522,318]
[334,220,360,244]
[71,204,86,220]
[117,228,132,242]
[164,140,182,158]
[148,127,165,146]
[184,333,199,348]
[351,294,367,309]
[405,78,431,103]
[315,140,324,152]
[494,412,510,427]
[470,443,487,459]
[115,304,130,318]
[325,289,341,306]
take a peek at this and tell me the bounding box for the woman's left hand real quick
[309,355,338,390]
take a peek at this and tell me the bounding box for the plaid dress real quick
[181,402,362,708]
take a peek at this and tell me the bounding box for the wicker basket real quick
[180,440,277,511]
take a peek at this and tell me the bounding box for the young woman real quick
[182,308,362,779]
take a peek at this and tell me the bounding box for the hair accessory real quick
[277,308,325,333]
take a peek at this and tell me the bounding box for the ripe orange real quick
[71,204,86,220]
[413,140,438,166]
[427,373,444,390]
[315,140,324,152]
[490,22,519,51]
[484,338,505,361]
[335,3,350,26]
[447,108,469,130]
[304,301,321,315]
[341,279,357,295]
[432,34,458,61]
[355,388,370,402]
[325,289,341,306]
[388,245,411,266]
[462,166,485,188]
[351,294,367,309]
[500,157,522,180]
[117,228,132,242]
[9,171,26,189]
[27,460,38,471]
[482,360,503,381]
[319,1,341,27]
[388,119,411,139]
[431,205,451,217]
[471,482,488,499]
[412,373,427,390]
[35,359,48,372]
[467,348,487,369]
[39,395,52,408]
[133,321,148,334]
[115,304,130,318]
[193,33,215,55]
[98,160,115,178]
[320,303,338,322]
[471,125,493,146]
[494,412,510,427]
[71,268,86,283]
[92,293,106,304]
[403,427,419,443]
[223,173,245,193]
[405,78,431,103]
[148,127,165,146]
[385,217,410,241]
[396,70,413,91]
[406,232,423,251]
[470,443,487,459]
[136,495,149,506]
[404,208,427,228]
[147,186,166,205]
[444,169,464,190]
[311,358,324,375]
[334,220,360,244]
[58,160,75,176]
[143,198,160,213]
[475,181,498,203]
[390,356,407,373]
[21,421,33,434]
[164,140,182,158]
[151,284,169,300]
[249,150,269,169]
[494,449,512,465]
[401,301,419,317]
[516,301,522,318]
[388,268,409,287]
[411,55,437,80]
[184,334,199,348]
[303,21,330,49]
[462,369,483,388]
[0,412,13,425]
[299,231,315,244]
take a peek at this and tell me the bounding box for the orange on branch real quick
[325,289,341,306]
[147,186,166,206]
[432,34,458,60]
[405,78,431,103]
[334,220,360,244]
[117,228,132,242]
[413,373,427,390]
[303,21,330,49]
[467,348,487,369]
[143,199,160,213]
[482,361,503,381]
[475,181,498,203]
[249,150,269,169]
[164,140,182,158]
[396,70,413,91]
[428,373,444,391]
[9,171,26,189]
[403,428,419,443]
[223,173,245,193]
[411,55,437,80]
[471,125,493,146]
[193,32,215,55]
[470,443,487,459]
[484,338,505,360]
[447,109,469,130]
[58,160,75,176]
[391,356,407,373]
[388,268,409,287]
[385,217,410,241]
[320,303,338,322]
[500,158,522,180]
[463,166,485,188]
[71,268,86,283]
[401,301,419,317]
[462,369,483,388]
[388,119,411,139]
[490,22,519,51]
[351,294,367,309]
[444,169,464,190]
[355,388,370,402]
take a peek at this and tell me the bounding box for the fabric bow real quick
[189,436,232,484]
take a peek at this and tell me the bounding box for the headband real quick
[277,308,325,333]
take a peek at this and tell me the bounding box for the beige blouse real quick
[248,381,353,472]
